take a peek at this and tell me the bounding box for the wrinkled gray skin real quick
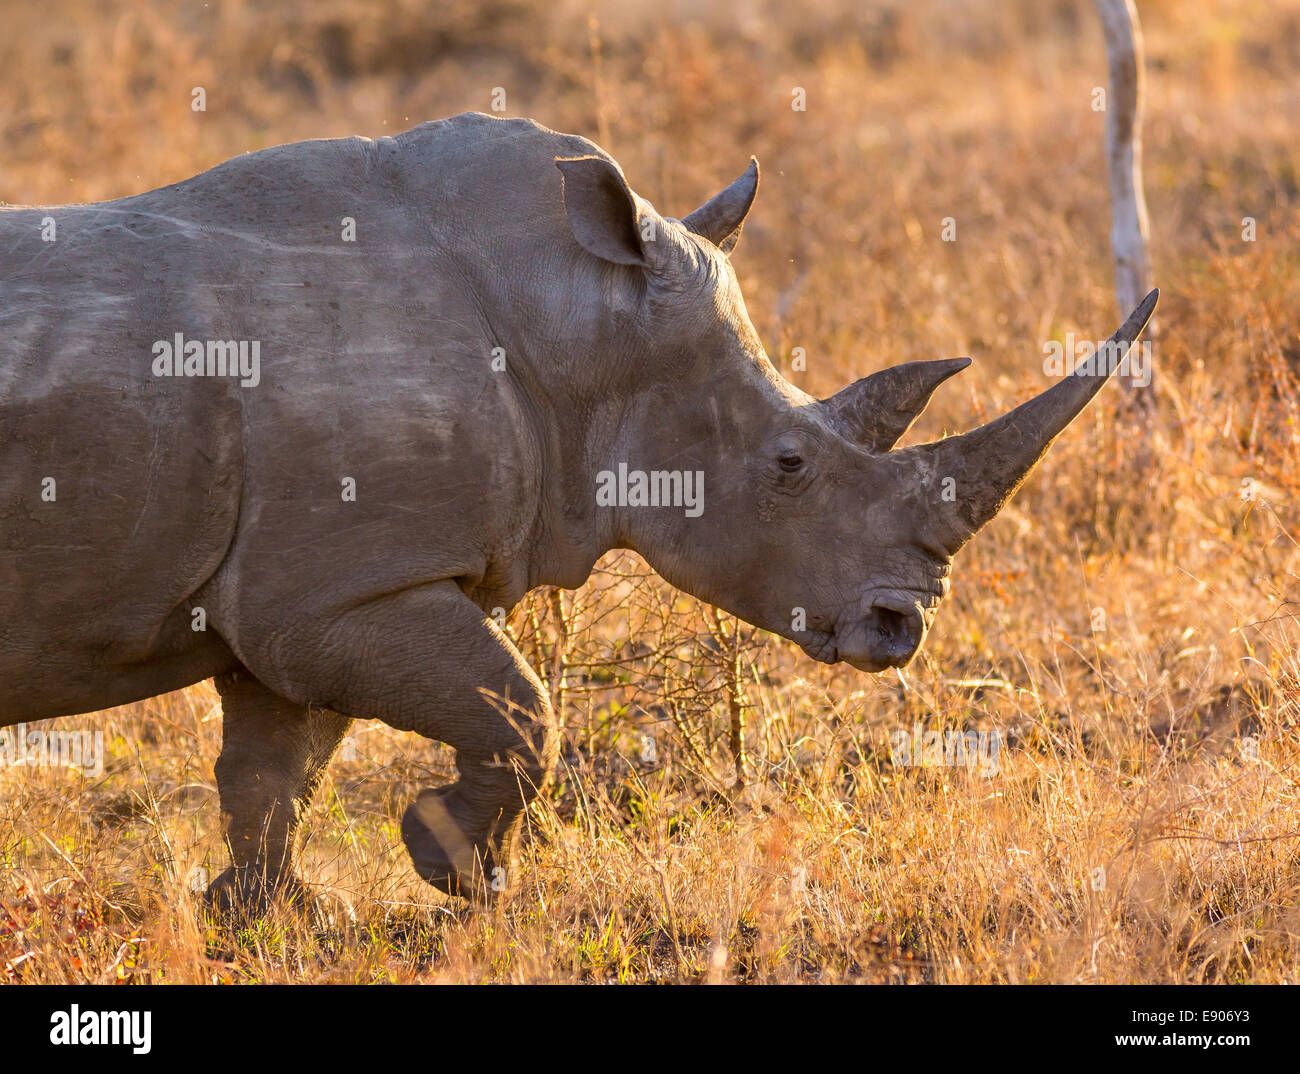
[0,113,1156,905]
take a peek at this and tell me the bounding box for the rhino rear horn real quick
[918,288,1159,552]
[682,158,759,255]
[824,357,971,452]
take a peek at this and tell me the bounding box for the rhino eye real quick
[777,453,804,473]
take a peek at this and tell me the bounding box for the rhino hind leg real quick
[207,667,352,916]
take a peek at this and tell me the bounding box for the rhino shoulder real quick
[391,112,608,170]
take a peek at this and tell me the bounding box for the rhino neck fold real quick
[501,343,638,597]
[610,353,811,605]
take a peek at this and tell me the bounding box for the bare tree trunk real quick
[1095,0,1155,410]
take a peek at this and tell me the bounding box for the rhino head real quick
[555,153,1157,673]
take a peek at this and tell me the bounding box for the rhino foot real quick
[203,867,357,931]
[401,786,518,903]
[203,865,308,920]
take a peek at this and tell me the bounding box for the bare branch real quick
[1095,0,1156,401]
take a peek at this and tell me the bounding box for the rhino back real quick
[1,114,601,708]
[192,116,596,637]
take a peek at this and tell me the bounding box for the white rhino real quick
[0,113,1156,903]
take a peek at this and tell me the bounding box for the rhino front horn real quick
[918,288,1159,552]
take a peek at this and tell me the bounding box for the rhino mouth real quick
[798,591,937,672]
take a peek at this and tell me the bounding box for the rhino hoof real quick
[401,787,508,903]
[203,866,308,922]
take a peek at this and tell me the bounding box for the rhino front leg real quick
[236,581,557,901]
[386,587,558,900]
[208,668,352,914]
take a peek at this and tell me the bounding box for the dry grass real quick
[2,0,1300,983]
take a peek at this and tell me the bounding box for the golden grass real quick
[2,0,1299,982]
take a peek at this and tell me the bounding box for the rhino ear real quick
[556,156,651,267]
[682,158,759,255]
[824,357,971,452]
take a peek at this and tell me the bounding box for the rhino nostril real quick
[874,606,904,643]
[866,604,923,664]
